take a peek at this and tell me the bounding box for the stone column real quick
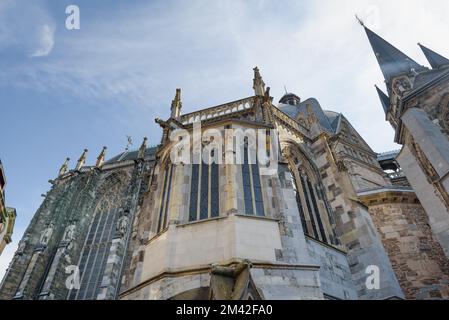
[400,107,449,257]
[224,128,238,214]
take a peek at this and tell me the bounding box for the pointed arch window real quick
[299,175,319,238]
[307,178,327,243]
[189,150,220,221]
[69,184,124,300]
[290,173,308,232]
[157,164,174,233]
[287,151,335,245]
[242,138,264,216]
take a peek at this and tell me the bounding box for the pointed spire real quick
[58,158,70,177]
[75,149,88,171]
[138,137,148,159]
[96,146,107,167]
[253,67,265,96]
[171,88,182,118]
[362,25,425,84]
[375,85,390,114]
[418,43,449,69]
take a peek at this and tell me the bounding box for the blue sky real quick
[1,0,449,277]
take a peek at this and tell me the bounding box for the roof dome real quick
[279,93,301,106]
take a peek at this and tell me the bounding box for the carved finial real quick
[355,15,365,27]
[138,137,148,159]
[264,87,271,101]
[58,158,70,177]
[171,88,182,118]
[75,149,88,171]
[125,136,133,152]
[96,146,107,167]
[253,66,266,96]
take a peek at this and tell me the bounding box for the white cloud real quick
[29,24,55,57]
[0,0,55,56]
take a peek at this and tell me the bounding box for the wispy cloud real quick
[0,0,55,57]
[29,24,55,57]
[2,0,449,151]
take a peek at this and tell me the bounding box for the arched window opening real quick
[69,181,125,300]
[157,164,174,233]
[287,147,335,245]
[189,150,220,222]
[242,137,264,217]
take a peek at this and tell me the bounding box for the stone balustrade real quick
[180,97,255,125]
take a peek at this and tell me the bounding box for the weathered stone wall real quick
[399,109,449,258]
[311,135,404,299]
[305,237,357,299]
[367,199,449,299]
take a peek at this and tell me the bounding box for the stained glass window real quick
[242,138,264,216]
[300,175,319,239]
[290,172,308,234]
[189,150,220,221]
[69,189,122,300]
[307,178,327,243]
[189,164,200,221]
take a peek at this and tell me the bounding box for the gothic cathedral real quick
[2,26,449,300]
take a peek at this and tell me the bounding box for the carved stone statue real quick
[393,77,412,96]
[116,214,129,237]
[62,223,76,243]
[336,160,348,172]
[40,222,55,246]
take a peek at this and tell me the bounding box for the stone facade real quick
[360,190,449,299]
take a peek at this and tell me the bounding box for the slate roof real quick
[364,26,427,86]
[105,147,158,164]
[419,43,449,69]
[278,98,335,134]
[375,85,390,114]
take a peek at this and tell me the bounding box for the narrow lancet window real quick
[210,160,219,218]
[157,165,173,233]
[242,137,264,216]
[291,173,308,233]
[189,164,200,222]
[300,175,319,239]
[189,150,220,221]
[307,178,327,243]
[200,162,209,220]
